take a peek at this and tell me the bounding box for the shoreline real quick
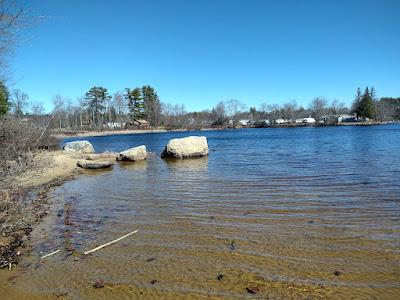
[53,127,223,138]
[54,121,397,138]
[0,150,114,268]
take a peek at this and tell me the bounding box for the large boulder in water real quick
[161,136,209,159]
[117,145,147,161]
[77,160,113,169]
[63,140,95,154]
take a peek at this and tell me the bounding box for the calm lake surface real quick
[2,125,400,299]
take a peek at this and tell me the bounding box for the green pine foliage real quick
[85,86,111,125]
[142,85,161,127]
[125,85,161,126]
[352,86,376,120]
[125,87,145,120]
[0,82,9,116]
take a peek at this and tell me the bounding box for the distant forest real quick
[0,83,399,131]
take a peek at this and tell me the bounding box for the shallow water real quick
[1,125,400,299]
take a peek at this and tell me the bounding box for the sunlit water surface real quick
[1,125,400,299]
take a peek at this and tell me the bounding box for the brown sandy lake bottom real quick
[1,126,400,299]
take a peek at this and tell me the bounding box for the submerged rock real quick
[63,140,94,154]
[161,136,209,159]
[117,145,147,161]
[77,160,113,169]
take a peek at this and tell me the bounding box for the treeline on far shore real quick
[0,83,399,134]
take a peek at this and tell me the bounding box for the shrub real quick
[0,117,59,190]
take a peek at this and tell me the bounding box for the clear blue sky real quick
[12,0,400,112]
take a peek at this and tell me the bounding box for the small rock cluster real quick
[63,136,209,170]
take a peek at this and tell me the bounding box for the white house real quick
[238,119,251,126]
[275,119,290,124]
[295,117,316,124]
[303,117,316,124]
[106,122,126,129]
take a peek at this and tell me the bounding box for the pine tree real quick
[0,81,9,116]
[142,85,161,127]
[352,87,362,119]
[85,86,111,126]
[370,86,376,100]
[125,88,144,120]
[357,87,376,120]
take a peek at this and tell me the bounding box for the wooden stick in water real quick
[84,230,139,255]
[41,249,60,259]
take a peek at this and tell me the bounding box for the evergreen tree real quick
[352,87,362,119]
[355,87,376,120]
[370,86,376,100]
[125,88,144,120]
[0,81,9,116]
[85,86,111,126]
[142,85,161,127]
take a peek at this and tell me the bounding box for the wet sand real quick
[1,160,399,299]
[1,191,399,299]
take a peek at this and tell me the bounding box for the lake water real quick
[2,125,400,299]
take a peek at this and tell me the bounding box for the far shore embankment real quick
[54,121,397,139]
[53,127,223,139]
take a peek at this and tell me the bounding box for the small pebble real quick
[93,280,104,289]
[229,241,236,251]
[150,280,157,284]
[246,286,260,294]
[334,270,343,276]
[216,274,224,281]
[146,257,156,262]
[55,291,68,298]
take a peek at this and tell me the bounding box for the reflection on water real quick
[1,125,400,299]
[118,160,148,171]
[163,156,208,171]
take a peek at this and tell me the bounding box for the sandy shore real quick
[0,150,116,268]
[16,150,118,188]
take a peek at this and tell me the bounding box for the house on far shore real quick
[295,117,315,124]
[106,122,125,129]
[320,114,357,124]
[125,119,149,129]
[275,119,290,125]
[238,119,251,127]
[303,117,316,124]
[338,114,357,123]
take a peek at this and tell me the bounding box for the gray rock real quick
[117,145,147,161]
[161,136,209,159]
[77,160,113,169]
[63,141,95,154]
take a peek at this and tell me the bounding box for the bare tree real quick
[112,91,126,117]
[329,99,348,115]
[11,88,28,116]
[0,0,32,79]
[52,94,65,129]
[225,99,246,120]
[30,101,44,115]
[282,100,298,122]
[214,101,225,119]
[310,97,328,123]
